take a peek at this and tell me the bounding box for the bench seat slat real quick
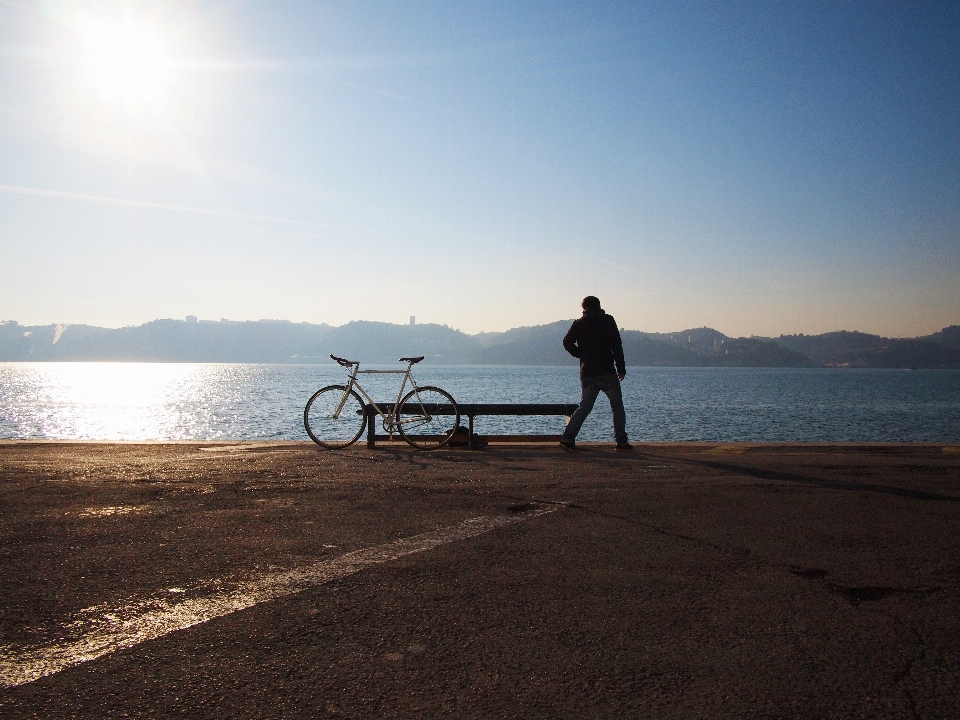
[366,403,577,416]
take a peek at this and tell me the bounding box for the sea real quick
[2,363,959,443]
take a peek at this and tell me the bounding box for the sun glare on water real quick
[10,363,212,441]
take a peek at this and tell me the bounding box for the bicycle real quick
[304,354,460,450]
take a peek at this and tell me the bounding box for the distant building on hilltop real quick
[186,315,197,323]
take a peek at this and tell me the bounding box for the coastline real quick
[1,438,958,451]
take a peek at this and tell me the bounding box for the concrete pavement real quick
[1,441,958,718]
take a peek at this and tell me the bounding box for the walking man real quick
[560,296,632,452]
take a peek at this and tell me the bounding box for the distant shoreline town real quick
[2,318,959,369]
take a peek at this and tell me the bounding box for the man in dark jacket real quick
[560,296,631,451]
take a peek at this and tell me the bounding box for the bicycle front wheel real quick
[304,385,366,449]
[397,386,459,449]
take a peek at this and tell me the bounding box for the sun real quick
[76,15,165,104]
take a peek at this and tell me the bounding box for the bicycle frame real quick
[332,360,422,434]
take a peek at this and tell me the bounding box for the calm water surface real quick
[2,363,958,442]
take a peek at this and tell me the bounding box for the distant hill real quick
[727,338,814,367]
[643,327,729,354]
[474,326,710,366]
[473,320,573,350]
[309,321,482,364]
[924,325,960,351]
[0,322,111,360]
[476,330,574,365]
[830,339,960,369]
[0,319,479,364]
[622,332,709,366]
[2,318,958,368]
[0,319,332,362]
[776,330,960,369]
[775,331,885,364]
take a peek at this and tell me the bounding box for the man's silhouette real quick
[560,296,631,451]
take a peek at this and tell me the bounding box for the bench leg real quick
[366,408,376,448]
[468,415,474,449]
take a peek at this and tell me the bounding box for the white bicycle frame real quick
[332,360,428,435]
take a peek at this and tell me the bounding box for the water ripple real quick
[1,363,958,442]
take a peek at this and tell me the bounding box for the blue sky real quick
[1,0,958,336]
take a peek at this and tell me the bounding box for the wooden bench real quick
[363,402,578,449]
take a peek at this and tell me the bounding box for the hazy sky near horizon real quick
[1,0,958,337]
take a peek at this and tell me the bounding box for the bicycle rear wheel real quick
[397,386,459,449]
[304,385,366,449]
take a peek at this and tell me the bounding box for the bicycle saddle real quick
[330,354,358,367]
[399,356,424,364]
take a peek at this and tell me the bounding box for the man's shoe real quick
[559,440,577,452]
[616,442,633,452]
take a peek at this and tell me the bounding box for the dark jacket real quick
[562,309,626,378]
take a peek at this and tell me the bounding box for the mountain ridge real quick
[1,319,958,369]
